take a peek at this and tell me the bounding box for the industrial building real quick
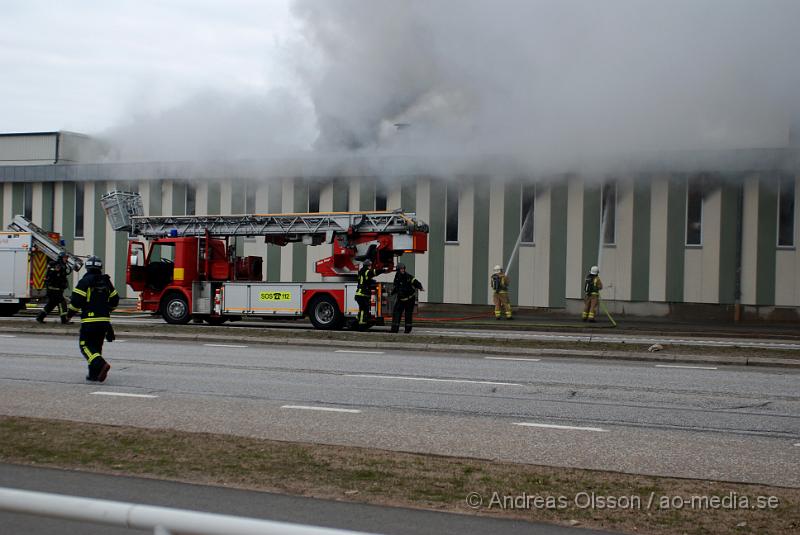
[2,131,799,319]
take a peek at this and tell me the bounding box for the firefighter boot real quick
[36,311,46,323]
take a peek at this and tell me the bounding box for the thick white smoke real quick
[102,0,800,173]
[293,0,800,170]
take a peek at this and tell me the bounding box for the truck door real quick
[127,241,146,291]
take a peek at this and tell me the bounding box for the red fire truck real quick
[101,191,428,329]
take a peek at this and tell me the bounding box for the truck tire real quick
[0,303,22,317]
[308,295,344,330]
[161,293,191,325]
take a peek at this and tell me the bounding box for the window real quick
[246,183,257,214]
[445,182,459,242]
[308,182,321,213]
[185,184,196,216]
[74,182,85,238]
[23,183,33,220]
[521,184,535,244]
[375,183,387,211]
[601,180,616,245]
[778,176,795,247]
[686,176,704,245]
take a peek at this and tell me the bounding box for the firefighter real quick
[67,255,118,382]
[582,265,603,322]
[355,259,384,330]
[390,262,424,334]
[490,265,512,319]
[36,252,71,324]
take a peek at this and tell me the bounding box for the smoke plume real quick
[103,0,800,174]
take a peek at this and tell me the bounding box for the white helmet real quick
[590,265,599,275]
[493,265,502,273]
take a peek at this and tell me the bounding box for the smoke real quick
[101,89,315,162]
[101,0,800,174]
[292,0,800,172]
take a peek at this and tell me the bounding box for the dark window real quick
[778,176,795,247]
[445,182,459,243]
[246,183,257,214]
[375,183,387,211]
[75,182,85,238]
[686,177,704,245]
[185,184,196,215]
[521,184,535,244]
[308,182,320,213]
[23,183,33,220]
[601,180,616,245]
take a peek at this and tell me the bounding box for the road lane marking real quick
[655,364,718,370]
[485,357,541,362]
[344,373,522,386]
[335,350,385,355]
[90,392,158,399]
[0,334,16,338]
[204,343,248,348]
[281,405,361,413]
[514,422,609,433]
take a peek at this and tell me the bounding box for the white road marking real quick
[655,364,718,370]
[335,350,385,355]
[344,373,521,386]
[514,422,609,432]
[90,392,158,399]
[281,405,361,413]
[794,443,800,447]
[485,356,541,362]
[204,343,248,348]
[0,334,16,338]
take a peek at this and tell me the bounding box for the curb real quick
[6,326,800,368]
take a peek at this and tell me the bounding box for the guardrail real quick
[0,487,378,535]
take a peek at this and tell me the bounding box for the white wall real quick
[443,183,474,304]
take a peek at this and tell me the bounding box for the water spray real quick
[504,208,533,278]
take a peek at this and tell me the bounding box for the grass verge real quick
[1,416,797,534]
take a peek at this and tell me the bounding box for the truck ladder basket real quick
[8,215,83,272]
[102,191,429,239]
[101,191,144,232]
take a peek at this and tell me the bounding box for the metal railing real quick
[0,487,378,535]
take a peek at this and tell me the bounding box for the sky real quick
[2,0,800,170]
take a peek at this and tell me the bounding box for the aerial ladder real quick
[101,191,429,329]
[9,215,84,272]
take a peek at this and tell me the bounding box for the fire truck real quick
[101,191,429,329]
[0,215,83,316]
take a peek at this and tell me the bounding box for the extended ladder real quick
[101,191,429,240]
[8,215,84,271]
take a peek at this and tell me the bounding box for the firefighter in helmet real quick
[490,265,512,319]
[37,251,71,324]
[354,259,387,330]
[67,255,118,382]
[390,262,424,333]
[582,265,603,322]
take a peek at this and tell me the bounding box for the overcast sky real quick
[2,1,799,168]
[0,0,299,133]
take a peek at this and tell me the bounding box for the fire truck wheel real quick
[0,303,22,316]
[161,293,191,325]
[308,295,344,330]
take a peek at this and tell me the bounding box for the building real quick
[1,131,799,320]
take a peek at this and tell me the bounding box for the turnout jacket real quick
[44,260,70,291]
[356,266,380,297]
[69,271,119,323]
[392,272,423,301]
[491,272,509,293]
[584,274,603,295]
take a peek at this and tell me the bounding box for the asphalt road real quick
[1,333,798,487]
[0,464,616,535]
